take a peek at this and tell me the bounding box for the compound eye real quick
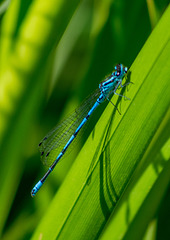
[124,67,128,73]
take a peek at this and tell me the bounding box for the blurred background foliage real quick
[0,0,169,239]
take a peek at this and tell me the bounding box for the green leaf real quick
[0,0,80,234]
[31,5,170,240]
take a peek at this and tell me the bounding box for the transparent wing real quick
[38,89,100,166]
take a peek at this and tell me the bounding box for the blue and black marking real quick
[31,64,129,197]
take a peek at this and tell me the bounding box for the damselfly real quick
[31,63,129,197]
